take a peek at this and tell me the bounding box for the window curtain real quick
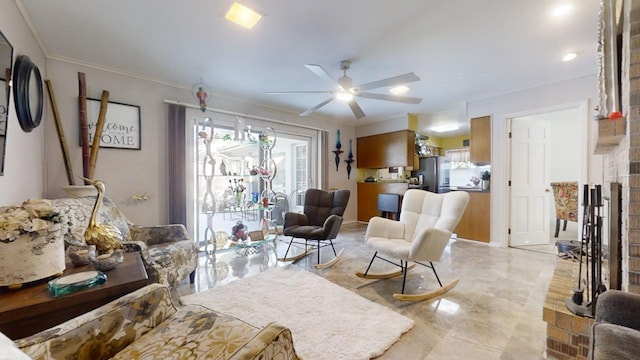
[445,148,470,163]
[168,104,186,226]
[320,130,328,190]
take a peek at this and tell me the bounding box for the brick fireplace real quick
[602,0,640,295]
[544,260,594,359]
[541,2,639,356]
[542,182,622,359]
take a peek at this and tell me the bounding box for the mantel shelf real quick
[594,116,626,154]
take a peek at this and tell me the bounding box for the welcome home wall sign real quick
[83,99,141,150]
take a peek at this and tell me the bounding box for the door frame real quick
[505,100,589,248]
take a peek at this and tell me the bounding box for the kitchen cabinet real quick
[470,116,491,164]
[357,130,415,169]
[454,191,490,242]
[357,182,408,222]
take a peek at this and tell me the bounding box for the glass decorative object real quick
[332,129,344,172]
[197,119,217,257]
[191,80,211,113]
[344,138,355,179]
[48,270,107,297]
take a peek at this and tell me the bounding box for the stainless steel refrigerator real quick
[411,156,450,193]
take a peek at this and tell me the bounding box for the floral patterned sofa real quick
[52,196,198,288]
[5,283,299,359]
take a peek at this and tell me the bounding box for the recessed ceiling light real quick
[431,124,459,133]
[390,85,410,95]
[225,2,262,29]
[336,92,354,102]
[562,53,577,62]
[552,4,573,17]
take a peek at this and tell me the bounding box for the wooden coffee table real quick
[0,251,148,340]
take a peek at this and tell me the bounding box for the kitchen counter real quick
[359,180,409,184]
[450,186,490,193]
[454,191,490,242]
[357,182,408,222]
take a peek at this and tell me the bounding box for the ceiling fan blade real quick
[355,72,420,91]
[348,100,366,119]
[266,91,333,95]
[305,64,343,90]
[300,97,334,116]
[357,92,422,104]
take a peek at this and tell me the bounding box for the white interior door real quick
[509,117,551,246]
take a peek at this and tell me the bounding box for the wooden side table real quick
[0,251,148,340]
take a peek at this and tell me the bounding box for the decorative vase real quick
[0,224,65,286]
[235,191,243,207]
[482,180,490,191]
[336,129,342,149]
[62,185,98,198]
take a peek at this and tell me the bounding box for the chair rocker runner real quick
[279,189,350,269]
[356,189,469,301]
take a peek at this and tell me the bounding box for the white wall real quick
[548,108,582,182]
[43,59,357,225]
[355,113,410,138]
[468,74,602,248]
[0,0,47,206]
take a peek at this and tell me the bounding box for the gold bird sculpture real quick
[82,177,123,254]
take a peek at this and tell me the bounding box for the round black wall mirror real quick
[13,55,43,132]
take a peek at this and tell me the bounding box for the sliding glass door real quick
[186,112,317,250]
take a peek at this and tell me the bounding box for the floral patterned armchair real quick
[550,181,579,238]
[10,284,299,359]
[51,196,197,288]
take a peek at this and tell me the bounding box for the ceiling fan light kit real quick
[267,60,422,119]
[389,85,410,95]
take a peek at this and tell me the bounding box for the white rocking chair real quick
[356,189,469,301]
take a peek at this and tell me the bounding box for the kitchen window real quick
[445,148,473,169]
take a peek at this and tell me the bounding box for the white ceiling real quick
[17,0,599,133]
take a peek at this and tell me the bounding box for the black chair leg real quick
[283,238,294,259]
[563,220,568,231]
[317,240,321,263]
[329,240,337,256]
[401,260,408,294]
[554,219,560,238]
[363,252,377,276]
[189,270,196,284]
[430,262,443,287]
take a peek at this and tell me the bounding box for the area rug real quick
[180,266,414,360]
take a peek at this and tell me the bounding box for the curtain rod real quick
[163,99,328,132]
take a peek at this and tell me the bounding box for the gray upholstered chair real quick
[589,290,640,359]
[357,189,469,301]
[280,189,350,269]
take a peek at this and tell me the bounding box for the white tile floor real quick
[176,223,558,359]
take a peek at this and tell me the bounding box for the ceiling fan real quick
[267,60,422,119]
